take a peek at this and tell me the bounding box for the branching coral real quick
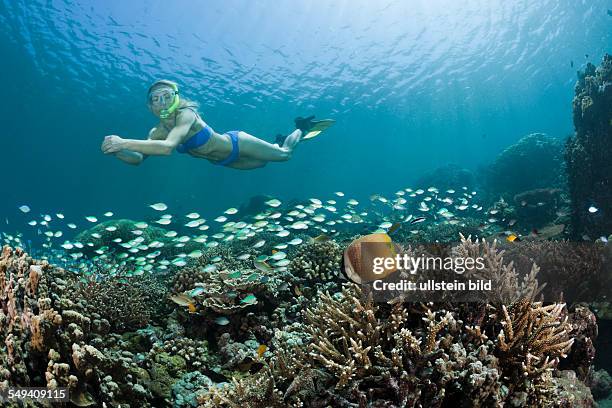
[197,285,500,406]
[75,274,154,333]
[197,367,286,408]
[452,234,544,304]
[196,272,582,407]
[492,299,580,407]
[0,232,596,408]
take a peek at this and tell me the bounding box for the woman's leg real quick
[237,131,300,162]
[226,158,267,170]
[281,129,302,150]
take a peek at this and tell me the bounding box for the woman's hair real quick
[148,79,200,110]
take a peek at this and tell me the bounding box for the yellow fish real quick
[506,234,518,242]
[257,344,268,358]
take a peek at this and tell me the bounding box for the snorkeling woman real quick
[101,80,334,170]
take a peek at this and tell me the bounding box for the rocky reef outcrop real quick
[485,133,565,202]
[565,54,612,239]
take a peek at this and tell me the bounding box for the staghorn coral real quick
[452,234,544,304]
[496,300,574,401]
[197,367,287,408]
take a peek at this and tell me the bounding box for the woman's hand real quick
[101,135,127,154]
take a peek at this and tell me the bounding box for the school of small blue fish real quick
[2,185,602,280]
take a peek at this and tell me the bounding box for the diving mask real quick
[148,84,180,118]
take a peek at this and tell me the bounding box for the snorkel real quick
[148,80,180,119]
[159,83,180,119]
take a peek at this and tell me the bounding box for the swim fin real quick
[294,116,336,140]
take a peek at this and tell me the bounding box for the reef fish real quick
[265,199,282,207]
[410,217,426,224]
[257,344,268,358]
[343,233,398,284]
[169,293,195,307]
[254,260,274,274]
[149,203,168,211]
[506,234,519,242]
[215,317,230,326]
[241,294,258,305]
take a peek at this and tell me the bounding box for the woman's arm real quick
[114,150,145,165]
[102,110,196,156]
[110,128,160,165]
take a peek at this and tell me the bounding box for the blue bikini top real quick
[166,106,212,154]
[176,124,213,153]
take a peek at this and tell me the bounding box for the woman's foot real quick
[294,115,317,133]
[273,133,287,146]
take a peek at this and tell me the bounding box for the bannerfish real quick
[343,232,398,284]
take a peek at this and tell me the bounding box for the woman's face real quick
[148,85,176,117]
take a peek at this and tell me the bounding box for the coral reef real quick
[513,188,565,227]
[502,239,611,303]
[74,274,156,333]
[485,133,565,201]
[591,369,612,400]
[0,246,152,407]
[197,282,584,407]
[565,54,612,238]
[560,305,598,382]
[0,234,603,408]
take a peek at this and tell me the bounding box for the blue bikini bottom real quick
[176,125,240,166]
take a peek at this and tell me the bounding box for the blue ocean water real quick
[0,0,610,225]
